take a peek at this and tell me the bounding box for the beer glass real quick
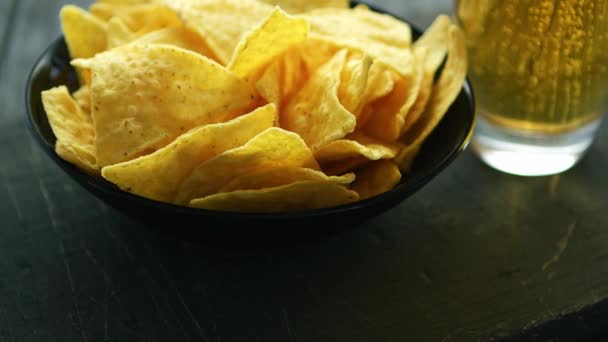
[454,0,608,176]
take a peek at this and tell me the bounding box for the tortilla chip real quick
[129,26,219,60]
[92,3,182,46]
[254,38,335,110]
[413,15,451,74]
[256,60,282,106]
[90,3,181,28]
[256,45,309,112]
[228,7,308,80]
[338,51,373,113]
[400,15,452,134]
[364,47,425,142]
[303,5,414,76]
[257,0,348,14]
[395,25,468,171]
[72,85,92,115]
[356,60,395,124]
[101,104,276,203]
[190,180,359,213]
[174,127,320,205]
[74,43,255,166]
[296,35,341,73]
[282,49,356,150]
[106,17,136,48]
[351,160,402,200]
[61,5,108,59]
[315,131,403,164]
[281,47,308,98]
[156,0,274,64]
[219,167,355,193]
[41,86,98,175]
[400,63,435,135]
[322,157,370,176]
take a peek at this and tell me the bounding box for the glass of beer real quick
[454,0,608,176]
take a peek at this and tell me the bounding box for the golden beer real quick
[455,0,608,134]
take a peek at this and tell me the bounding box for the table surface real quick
[2,0,608,341]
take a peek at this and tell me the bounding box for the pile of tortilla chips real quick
[42,0,467,213]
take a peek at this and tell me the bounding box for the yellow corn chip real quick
[175,127,320,205]
[61,5,108,60]
[219,167,355,193]
[92,3,182,46]
[315,131,403,164]
[356,72,396,130]
[74,44,255,166]
[72,85,92,115]
[106,17,136,48]
[156,0,274,65]
[228,7,308,80]
[296,35,341,74]
[258,0,348,14]
[256,46,309,112]
[281,47,307,97]
[351,160,402,200]
[400,65,434,135]
[401,15,452,134]
[89,3,135,21]
[41,86,98,175]
[129,26,218,60]
[396,25,468,171]
[303,6,414,76]
[256,38,335,110]
[364,46,425,142]
[414,15,451,74]
[190,180,359,213]
[256,60,282,106]
[282,49,356,150]
[356,60,395,124]
[338,51,373,113]
[102,104,276,203]
[90,3,181,28]
[323,157,370,176]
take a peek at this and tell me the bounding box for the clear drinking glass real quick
[454,0,608,176]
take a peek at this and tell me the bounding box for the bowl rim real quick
[25,3,477,221]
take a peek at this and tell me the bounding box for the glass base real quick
[472,114,603,177]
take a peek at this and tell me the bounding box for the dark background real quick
[2,0,608,341]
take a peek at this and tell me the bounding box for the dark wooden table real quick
[2,0,608,341]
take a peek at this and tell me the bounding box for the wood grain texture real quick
[0,0,19,75]
[1,0,608,341]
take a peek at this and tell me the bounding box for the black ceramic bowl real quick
[25,2,476,244]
